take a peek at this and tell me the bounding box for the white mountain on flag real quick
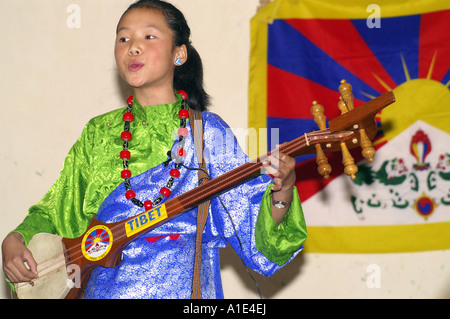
[302,120,450,227]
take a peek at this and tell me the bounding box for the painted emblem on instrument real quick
[81,225,113,261]
[125,204,168,237]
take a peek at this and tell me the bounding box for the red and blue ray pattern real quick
[266,9,450,201]
[84,228,111,252]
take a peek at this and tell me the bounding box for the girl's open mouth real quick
[128,62,144,72]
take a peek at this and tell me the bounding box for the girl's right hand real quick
[1,232,38,283]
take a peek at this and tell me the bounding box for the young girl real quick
[2,0,307,299]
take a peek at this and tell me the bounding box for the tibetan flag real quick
[249,0,450,253]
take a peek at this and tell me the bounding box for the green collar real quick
[131,93,184,124]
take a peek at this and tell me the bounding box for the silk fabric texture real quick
[13,94,307,298]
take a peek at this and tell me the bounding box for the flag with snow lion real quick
[249,0,450,253]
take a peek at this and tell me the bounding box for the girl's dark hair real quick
[120,0,210,111]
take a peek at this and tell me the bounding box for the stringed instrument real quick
[14,80,395,299]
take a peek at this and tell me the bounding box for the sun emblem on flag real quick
[251,2,450,252]
[260,9,450,204]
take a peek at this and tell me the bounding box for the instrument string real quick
[17,136,311,290]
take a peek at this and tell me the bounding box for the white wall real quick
[0,0,448,299]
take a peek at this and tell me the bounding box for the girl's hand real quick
[263,147,297,225]
[2,232,38,283]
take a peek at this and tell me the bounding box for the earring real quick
[175,57,182,66]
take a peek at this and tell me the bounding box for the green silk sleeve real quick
[13,125,93,245]
[255,184,307,265]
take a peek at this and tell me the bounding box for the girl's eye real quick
[145,35,155,40]
[119,37,129,43]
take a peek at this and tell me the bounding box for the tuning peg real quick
[340,142,358,180]
[359,128,375,162]
[339,79,354,111]
[337,96,348,114]
[315,144,331,179]
[310,100,326,130]
[310,101,331,178]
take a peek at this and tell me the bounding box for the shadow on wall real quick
[219,244,305,298]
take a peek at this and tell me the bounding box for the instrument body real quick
[14,90,395,299]
[15,233,70,299]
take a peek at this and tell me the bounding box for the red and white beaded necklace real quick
[119,90,190,211]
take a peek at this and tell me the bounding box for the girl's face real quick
[115,8,186,94]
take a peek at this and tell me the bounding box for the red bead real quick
[126,96,133,105]
[170,169,180,178]
[178,127,188,137]
[177,148,186,157]
[125,190,136,200]
[177,90,188,100]
[160,187,171,197]
[121,169,131,178]
[144,200,153,210]
[121,131,132,141]
[178,109,189,119]
[123,112,134,122]
[120,150,131,159]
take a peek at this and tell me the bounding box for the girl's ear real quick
[174,44,188,66]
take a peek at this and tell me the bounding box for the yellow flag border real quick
[304,222,450,253]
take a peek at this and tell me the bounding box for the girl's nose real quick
[128,41,141,55]
[129,48,140,55]
[129,47,140,55]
